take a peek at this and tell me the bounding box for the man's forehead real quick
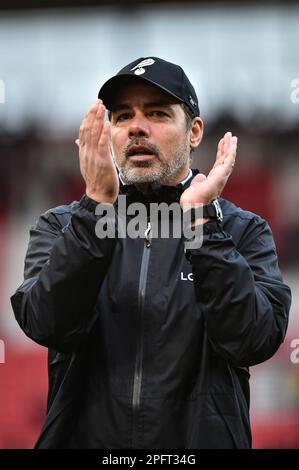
[111,81,180,109]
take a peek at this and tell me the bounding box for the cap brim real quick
[98,74,186,110]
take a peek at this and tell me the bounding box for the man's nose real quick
[128,115,150,139]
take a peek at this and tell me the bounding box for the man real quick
[11,57,291,449]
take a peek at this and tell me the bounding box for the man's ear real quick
[190,117,204,151]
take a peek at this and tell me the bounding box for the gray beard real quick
[116,139,190,185]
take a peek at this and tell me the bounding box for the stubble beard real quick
[114,137,190,185]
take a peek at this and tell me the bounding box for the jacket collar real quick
[119,169,199,204]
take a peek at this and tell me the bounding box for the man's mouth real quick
[127,145,156,162]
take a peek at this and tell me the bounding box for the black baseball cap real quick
[98,56,200,118]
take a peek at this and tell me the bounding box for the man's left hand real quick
[180,131,237,211]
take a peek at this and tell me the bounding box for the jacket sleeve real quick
[10,197,117,352]
[186,216,292,367]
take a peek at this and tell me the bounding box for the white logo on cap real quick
[131,58,155,75]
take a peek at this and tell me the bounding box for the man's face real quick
[110,81,192,185]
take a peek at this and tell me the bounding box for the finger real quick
[91,102,105,128]
[224,137,237,157]
[222,131,231,151]
[218,134,238,166]
[222,144,237,176]
[79,102,98,143]
[214,138,224,167]
[79,101,103,143]
[214,137,228,168]
[231,136,238,147]
[209,139,237,178]
[87,107,107,171]
[84,102,103,144]
[84,99,102,118]
[216,138,224,157]
[224,131,232,144]
[90,104,106,147]
[214,132,232,168]
[226,137,238,161]
[98,121,112,160]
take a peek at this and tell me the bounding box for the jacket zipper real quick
[132,221,152,448]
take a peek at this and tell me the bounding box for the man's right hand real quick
[75,100,119,204]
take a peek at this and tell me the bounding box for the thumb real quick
[190,173,207,185]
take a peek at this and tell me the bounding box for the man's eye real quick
[150,110,167,117]
[116,113,130,122]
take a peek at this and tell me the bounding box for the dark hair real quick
[180,103,195,160]
[181,103,193,131]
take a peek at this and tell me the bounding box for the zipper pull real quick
[144,222,152,248]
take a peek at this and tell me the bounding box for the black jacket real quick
[11,173,291,449]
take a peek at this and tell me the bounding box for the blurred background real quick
[0,0,299,449]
